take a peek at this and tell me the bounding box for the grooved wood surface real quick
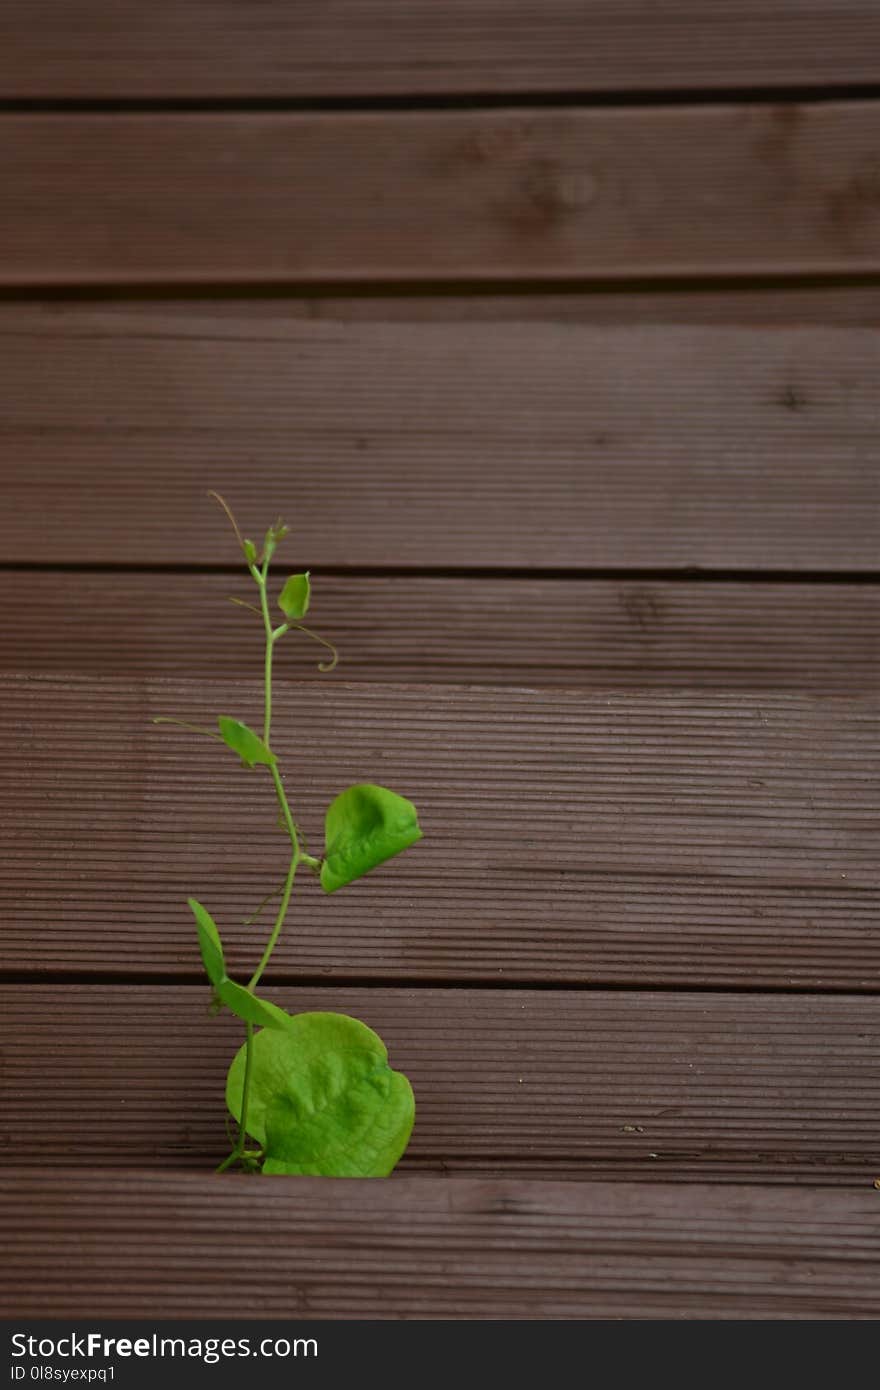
[3,677,877,989]
[2,1173,878,1319]
[2,572,878,694]
[3,986,879,1184]
[2,313,879,570]
[3,104,880,285]
[2,3,880,98]
[4,2,880,1330]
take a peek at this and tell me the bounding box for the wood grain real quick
[1,312,878,570]
[2,571,878,695]
[2,985,879,1184]
[2,1172,879,1319]
[2,104,879,285]
[3,677,877,989]
[2,3,879,98]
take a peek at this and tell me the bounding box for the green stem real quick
[269,762,298,851]
[257,565,274,744]
[247,764,304,991]
[216,1021,254,1173]
[221,561,306,1172]
[248,848,298,993]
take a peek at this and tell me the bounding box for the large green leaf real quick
[216,978,295,1031]
[226,1012,415,1176]
[188,897,226,986]
[278,572,311,621]
[320,784,422,893]
[217,717,276,768]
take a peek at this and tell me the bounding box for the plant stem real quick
[258,566,274,744]
[247,748,305,994]
[248,848,297,993]
[255,571,302,871]
[222,560,308,1171]
[268,760,298,846]
[216,1021,254,1173]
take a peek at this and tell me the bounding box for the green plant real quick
[154,494,422,1176]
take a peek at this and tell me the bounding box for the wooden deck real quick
[1,3,878,1321]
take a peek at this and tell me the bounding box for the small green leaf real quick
[243,538,258,565]
[216,978,294,1031]
[226,1012,415,1176]
[188,898,226,986]
[278,572,311,621]
[321,784,422,893]
[217,717,276,768]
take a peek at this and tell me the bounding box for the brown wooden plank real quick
[1,311,878,570]
[2,572,878,695]
[2,677,877,990]
[2,986,878,1184]
[2,104,879,285]
[2,3,880,99]
[2,1173,878,1319]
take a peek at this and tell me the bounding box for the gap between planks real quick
[11,284,877,322]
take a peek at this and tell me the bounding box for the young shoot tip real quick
[260,517,290,567]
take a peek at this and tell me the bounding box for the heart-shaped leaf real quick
[278,572,311,621]
[188,897,226,986]
[215,978,295,1031]
[217,717,276,768]
[320,784,422,893]
[226,1012,415,1176]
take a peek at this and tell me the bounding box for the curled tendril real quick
[290,623,339,673]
